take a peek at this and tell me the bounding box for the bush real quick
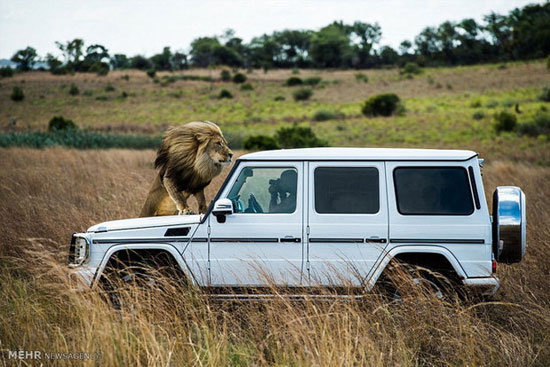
[538,86,550,102]
[0,130,160,149]
[291,68,300,75]
[83,90,93,97]
[89,62,109,76]
[0,67,14,78]
[362,93,401,117]
[48,115,77,132]
[355,73,368,83]
[104,84,115,92]
[95,95,109,101]
[304,77,322,86]
[494,111,517,133]
[313,109,339,122]
[121,74,130,81]
[240,83,254,91]
[243,135,280,150]
[292,88,313,101]
[146,69,156,78]
[274,95,285,101]
[220,69,231,82]
[472,111,485,120]
[10,87,24,102]
[518,111,550,137]
[218,89,233,99]
[69,83,79,96]
[232,73,247,84]
[470,99,482,108]
[275,124,327,148]
[285,77,303,86]
[400,62,422,75]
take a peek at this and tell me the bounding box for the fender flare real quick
[92,243,194,288]
[365,245,468,291]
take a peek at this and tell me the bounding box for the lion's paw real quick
[179,209,196,215]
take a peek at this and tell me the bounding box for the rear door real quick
[306,161,388,286]
[385,161,492,277]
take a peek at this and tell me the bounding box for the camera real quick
[269,178,282,194]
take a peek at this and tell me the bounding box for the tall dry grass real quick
[1,147,549,366]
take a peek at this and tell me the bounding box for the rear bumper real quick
[463,276,500,296]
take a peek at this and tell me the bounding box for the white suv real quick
[69,148,526,297]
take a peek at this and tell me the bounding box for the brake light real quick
[492,258,497,273]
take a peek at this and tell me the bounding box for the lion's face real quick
[205,135,233,167]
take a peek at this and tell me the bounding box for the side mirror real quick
[212,198,233,223]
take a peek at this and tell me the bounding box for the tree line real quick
[7,2,549,74]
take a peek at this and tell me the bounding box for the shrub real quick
[285,77,303,86]
[243,135,280,150]
[89,62,109,76]
[104,84,115,92]
[292,88,313,101]
[470,99,482,108]
[274,95,285,101]
[355,73,368,83]
[313,109,339,122]
[95,95,109,101]
[0,67,14,78]
[83,90,93,97]
[304,77,322,86]
[240,83,254,91]
[120,91,129,99]
[220,69,231,82]
[232,73,247,84]
[218,89,233,99]
[362,93,401,117]
[291,68,300,75]
[0,130,160,149]
[518,111,550,137]
[10,87,24,101]
[48,115,77,132]
[485,99,499,108]
[121,74,130,81]
[538,86,550,102]
[400,62,422,75]
[472,111,485,120]
[275,124,327,148]
[494,111,517,133]
[69,83,79,96]
[146,69,156,78]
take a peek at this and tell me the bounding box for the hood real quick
[87,215,202,233]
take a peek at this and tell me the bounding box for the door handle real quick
[280,237,301,243]
[365,238,387,243]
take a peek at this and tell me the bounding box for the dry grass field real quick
[0,147,549,366]
[0,60,549,365]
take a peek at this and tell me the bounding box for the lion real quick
[140,121,233,217]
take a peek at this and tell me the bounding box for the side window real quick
[314,167,379,214]
[393,167,474,215]
[227,167,297,214]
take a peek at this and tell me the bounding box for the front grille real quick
[68,234,76,264]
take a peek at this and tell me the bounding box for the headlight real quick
[68,235,90,267]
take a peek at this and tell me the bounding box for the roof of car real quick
[239,148,478,161]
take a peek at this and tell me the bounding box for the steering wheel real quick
[247,193,264,213]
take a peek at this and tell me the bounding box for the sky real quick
[0,0,542,59]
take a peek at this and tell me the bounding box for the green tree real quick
[11,47,38,71]
[350,21,382,67]
[190,37,221,67]
[309,23,352,67]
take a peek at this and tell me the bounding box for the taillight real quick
[492,258,497,273]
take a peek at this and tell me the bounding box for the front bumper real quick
[68,265,96,289]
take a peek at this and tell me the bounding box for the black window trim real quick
[468,166,481,210]
[313,165,381,215]
[393,166,475,216]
